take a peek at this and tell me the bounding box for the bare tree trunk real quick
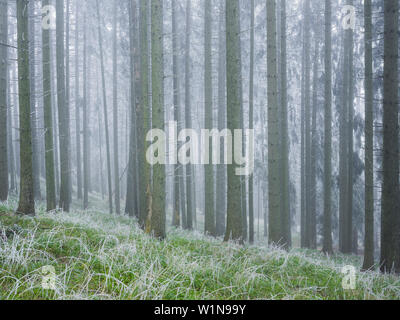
[362,0,374,271]
[322,0,333,254]
[380,0,400,274]
[57,0,71,211]
[112,0,120,215]
[96,0,113,214]
[42,0,56,211]
[16,0,35,215]
[75,0,82,200]
[204,0,216,237]
[0,0,8,201]
[224,0,243,244]
[185,0,195,230]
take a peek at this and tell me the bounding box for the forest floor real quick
[0,199,399,300]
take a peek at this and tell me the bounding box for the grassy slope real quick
[0,200,399,300]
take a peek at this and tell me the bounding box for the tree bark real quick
[380,0,400,273]
[0,0,8,201]
[16,0,35,215]
[362,0,374,271]
[42,0,56,211]
[224,0,243,243]
[322,0,333,254]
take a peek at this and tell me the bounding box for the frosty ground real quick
[0,199,399,300]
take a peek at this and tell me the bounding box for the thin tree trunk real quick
[83,9,90,209]
[304,0,311,248]
[204,0,216,237]
[322,0,333,254]
[29,0,41,201]
[185,0,194,230]
[310,34,319,250]
[216,0,226,237]
[280,0,291,249]
[42,0,56,211]
[172,0,181,228]
[96,0,113,214]
[267,0,281,245]
[112,0,120,215]
[362,0,374,271]
[126,0,140,218]
[75,0,82,200]
[138,0,151,228]
[0,0,8,201]
[57,0,71,211]
[248,0,254,244]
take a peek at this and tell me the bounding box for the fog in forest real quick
[0,0,399,301]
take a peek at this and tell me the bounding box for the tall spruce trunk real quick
[138,0,151,228]
[248,0,255,244]
[126,0,140,218]
[185,0,195,230]
[280,0,291,249]
[112,0,120,215]
[0,0,8,201]
[310,35,319,250]
[172,0,181,228]
[362,0,374,271]
[303,0,311,248]
[380,0,400,274]
[16,0,35,215]
[146,0,166,239]
[42,0,56,211]
[57,0,71,211]
[267,0,281,245]
[75,0,82,200]
[204,0,216,237]
[28,0,41,201]
[216,0,227,237]
[224,0,243,243]
[96,0,114,214]
[322,0,333,254]
[82,9,90,209]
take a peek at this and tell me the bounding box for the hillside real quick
[0,201,399,300]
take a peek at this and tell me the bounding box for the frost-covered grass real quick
[0,200,399,300]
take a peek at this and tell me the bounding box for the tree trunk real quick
[126,0,140,218]
[0,0,8,201]
[172,0,181,228]
[83,9,90,209]
[362,0,374,271]
[322,0,333,254]
[96,0,114,214]
[75,0,82,200]
[224,0,243,243]
[216,0,226,237]
[138,0,151,228]
[57,0,71,211]
[42,0,56,211]
[16,0,35,215]
[267,0,281,245]
[112,0,120,215]
[29,0,41,201]
[204,0,216,237]
[146,0,165,239]
[185,0,195,231]
[248,0,255,244]
[280,0,291,249]
[380,0,400,274]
